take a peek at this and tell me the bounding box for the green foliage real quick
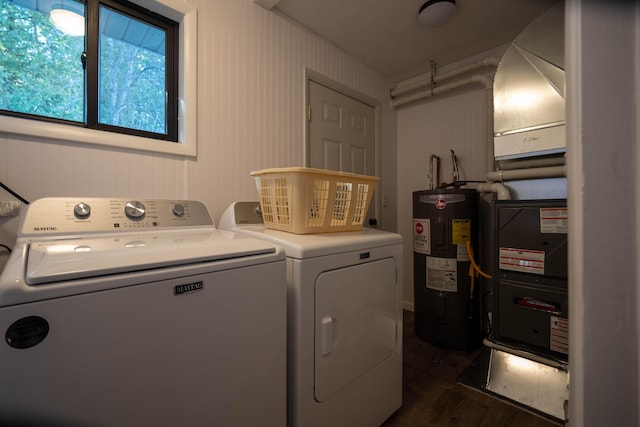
[0,0,84,121]
[98,13,166,134]
[0,0,167,134]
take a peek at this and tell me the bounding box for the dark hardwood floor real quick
[381,310,561,427]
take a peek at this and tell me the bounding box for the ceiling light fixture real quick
[418,0,457,28]
[50,4,85,37]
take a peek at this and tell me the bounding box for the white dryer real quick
[220,201,403,427]
[0,198,287,427]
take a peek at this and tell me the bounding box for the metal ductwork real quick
[493,2,565,161]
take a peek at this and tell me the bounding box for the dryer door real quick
[314,257,398,402]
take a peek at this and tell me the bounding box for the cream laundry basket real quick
[251,167,379,234]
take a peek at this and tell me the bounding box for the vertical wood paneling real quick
[186,0,396,223]
[1,0,397,267]
[396,86,491,308]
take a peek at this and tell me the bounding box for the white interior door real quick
[308,80,377,225]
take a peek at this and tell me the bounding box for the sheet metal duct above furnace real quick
[493,2,565,161]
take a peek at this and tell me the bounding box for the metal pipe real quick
[476,183,511,200]
[486,165,567,182]
[470,74,493,89]
[391,77,474,108]
[428,155,440,189]
[428,156,434,189]
[390,74,492,108]
[498,155,566,171]
[485,86,496,175]
[390,57,500,98]
[437,57,500,82]
[390,59,566,183]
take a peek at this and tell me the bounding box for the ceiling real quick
[259,0,560,82]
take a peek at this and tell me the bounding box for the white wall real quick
[566,0,639,424]
[396,71,493,310]
[0,0,398,268]
[188,0,397,227]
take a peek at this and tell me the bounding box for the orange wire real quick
[466,240,492,280]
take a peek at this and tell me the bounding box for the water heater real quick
[412,189,481,350]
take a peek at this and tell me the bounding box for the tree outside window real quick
[0,0,177,141]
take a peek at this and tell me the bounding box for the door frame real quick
[303,68,382,224]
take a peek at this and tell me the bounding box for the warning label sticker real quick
[540,207,568,234]
[426,257,457,292]
[452,219,471,245]
[550,316,569,354]
[452,219,471,262]
[413,218,430,255]
[457,244,470,262]
[499,247,545,275]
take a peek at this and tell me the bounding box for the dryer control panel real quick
[19,198,214,236]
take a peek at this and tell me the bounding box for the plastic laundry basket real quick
[251,167,379,234]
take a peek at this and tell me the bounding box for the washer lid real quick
[25,229,276,284]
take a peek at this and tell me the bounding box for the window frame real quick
[0,0,198,157]
[89,0,179,141]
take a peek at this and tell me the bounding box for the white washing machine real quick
[0,198,287,427]
[220,201,403,427]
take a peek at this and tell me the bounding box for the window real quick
[95,2,177,139]
[0,0,197,156]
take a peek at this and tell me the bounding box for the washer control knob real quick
[125,201,146,220]
[73,202,91,219]
[172,203,185,217]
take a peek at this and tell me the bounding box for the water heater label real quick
[451,219,471,244]
[413,218,431,255]
[540,207,568,234]
[499,247,545,275]
[452,219,471,261]
[426,256,457,292]
[456,244,470,262]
